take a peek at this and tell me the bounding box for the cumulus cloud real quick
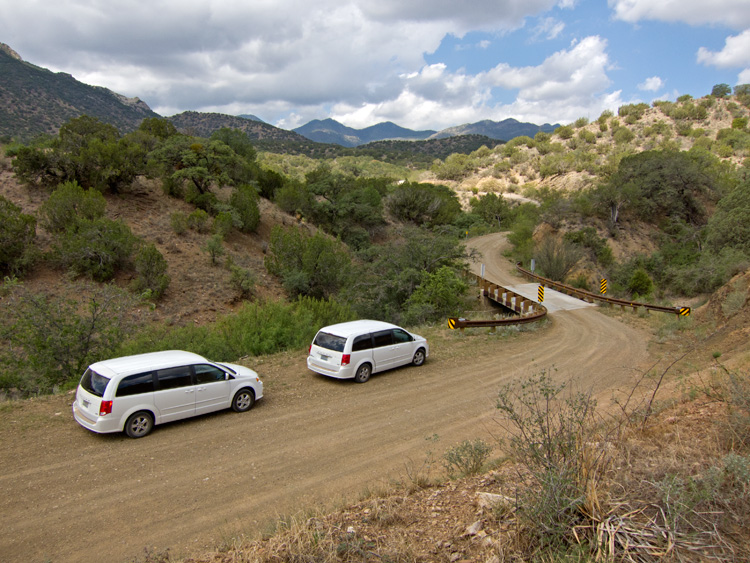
[697,29,750,68]
[609,0,750,29]
[638,76,665,91]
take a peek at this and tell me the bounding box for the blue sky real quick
[1,0,749,131]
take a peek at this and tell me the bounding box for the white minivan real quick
[307,320,428,383]
[73,350,263,438]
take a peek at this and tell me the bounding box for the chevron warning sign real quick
[679,307,691,316]
[538,285,544,302]
[600,278,607,294]
[448,318,456,329]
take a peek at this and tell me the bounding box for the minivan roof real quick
[88,350,208,379]
[318,320,399,338]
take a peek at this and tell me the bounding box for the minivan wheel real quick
[125,411,154,438]
[232,388,255,412]
[412,348,426,366]
[354,363,372,383]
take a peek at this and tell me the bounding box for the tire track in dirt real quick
[0,233,651,563]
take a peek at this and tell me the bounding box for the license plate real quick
[319,354,330,361]
[82,399,90,408]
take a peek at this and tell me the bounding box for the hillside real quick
[0,43,159,142]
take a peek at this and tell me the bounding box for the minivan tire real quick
[125,411,154,438]
[232,388,255,412]
[412,348,426,366]
[354,363,372,383]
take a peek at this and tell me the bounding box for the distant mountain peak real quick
[0,43,22,61]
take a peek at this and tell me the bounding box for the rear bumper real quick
[307,357,354,379]
[72,401,121,434]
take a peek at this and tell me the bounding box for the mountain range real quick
[0,43,559,146]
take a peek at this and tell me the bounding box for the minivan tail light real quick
[341,354,350,366]
[99,400,113,416]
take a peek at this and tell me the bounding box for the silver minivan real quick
[307,320,428,383]
[73,350,263,438]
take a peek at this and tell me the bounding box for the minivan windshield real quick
[314,332,347,352]
[80,368,110,397]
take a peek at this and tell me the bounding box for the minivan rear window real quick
[80,368,110,398]
[313,332,347,352]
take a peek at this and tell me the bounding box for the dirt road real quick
[0,233,652,562]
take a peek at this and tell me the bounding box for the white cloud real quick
[609,0,750,29]
[532,18,566,40]
[638,76,664,91]
[697,29,750,68]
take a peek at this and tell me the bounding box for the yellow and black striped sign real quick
[538,285,544,302]
[600,279,607,294]
[679,307,691,317]
[448,318,456,329]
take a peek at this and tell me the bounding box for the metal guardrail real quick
[514,263,690,316]
[449,264,690,330]
[448,273,547,330]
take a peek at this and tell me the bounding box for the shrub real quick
[230,184,261,233]
[612,127,635,144]
[40,180,106,233]
[495,370,600,550]
[204,234,225,265]
[534,237,583,282]
[170,212,189,235]
[443,439,492,479]
[187,209,211,233]
[555,125,574,140]
[55,218,137,281]
[628,267,653,298]
[0,283,133,394]
[229,265,256,299]
[0,196,37,275]
[131,243,170,299]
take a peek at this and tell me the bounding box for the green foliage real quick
[563,227,613,266]
[431,152,476,180]
[706,177,750,255]
[0,196,37,275]
[495,370,598,550]
[40,180,106,233]
[204,234,225,265]
[469,192,512,229]
[386,181,461,227]
[187,209,211,233]
[264,226,352,299]
[401,266,469,325]
[534,237,583,282]
[0,283,133,394]
[344,226,469,322]
[507,203,541,263]
[229,265,256,299]
[54,218,137,281]
[712,83,732,98]
[131,243,170,299]
[618,103,649,121]
[442,439,492,479]
[210,127,257,161]
[555,125,574,140]
[627,267,653,298]
[612,126,635,144]
[118,297,356,361]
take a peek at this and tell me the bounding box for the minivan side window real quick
[156,366,193,390]
[195,364,226,384]
[117,372,155,397]
[351,334,373,352]
[392,329,413,343]
[372,330,394,348]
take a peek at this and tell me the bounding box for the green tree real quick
[0,196,36,275]
[386,181,461,227]
[534,237,583,282]
[469,192,512,229]
[706,178,750,255]
[264,226,352,299]
[712,83,732,98]
[402,266,469,325]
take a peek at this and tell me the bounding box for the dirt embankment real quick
[0,233,653,563]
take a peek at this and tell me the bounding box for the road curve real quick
[0,233,651,563]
